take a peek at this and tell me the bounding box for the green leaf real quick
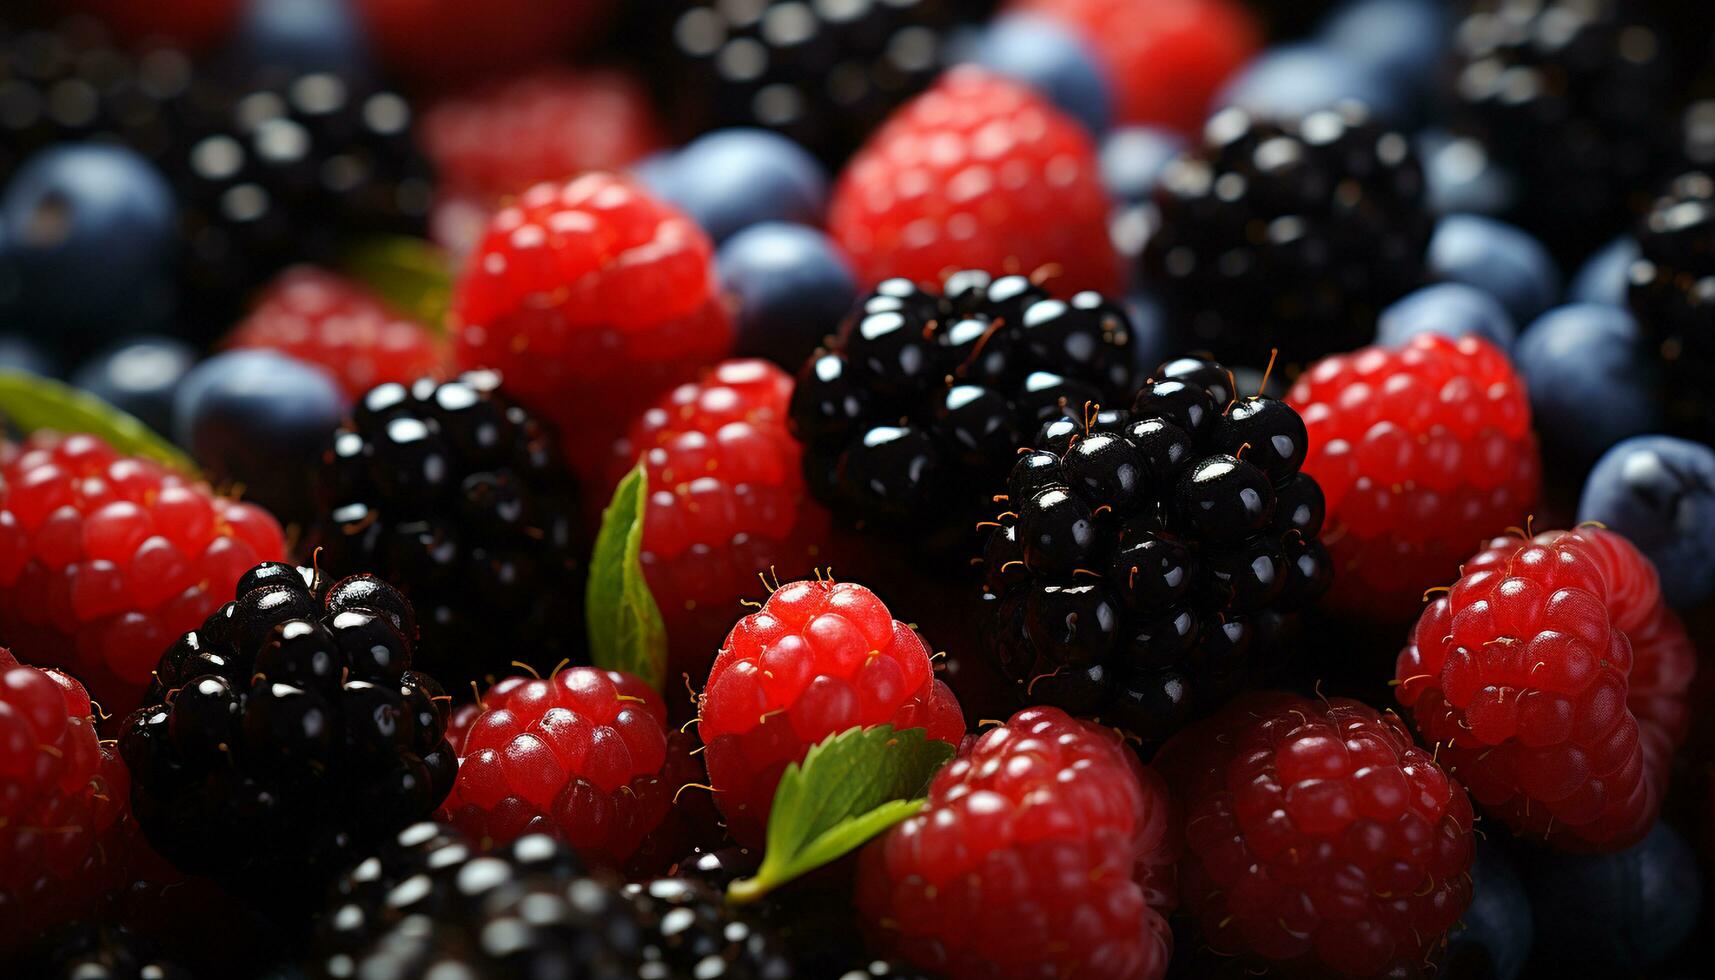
[0,370,199,475]
[341,234,453,332]
[585,461,667,690]
[728,724,955,903]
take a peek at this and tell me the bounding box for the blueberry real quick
[636,129,827,243]
[71,336,197,437]
[0,335,58,377]
[1444,841,1532,980]
[1377,282,1516,350]
[1569,236,1640,307]
[1428,215,1560,326]
[968,14,1112,135]
[1319,0,1450,111]
[0,145,178,344]
[223,0,374,79]
[1579,436,1715,609]
[1100,128,1186,205]
[175,349,346,524]
[1215,44,1407,126]
[1416,128,1516,217]
[1514,305,1661,469]
[719,223,857,369]
[1525,823,1702,975]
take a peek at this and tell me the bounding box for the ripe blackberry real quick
[1142,104,1431,369]
[978,355,1332,748]
[118,562,455,912]
[789,271,1135,560]
[1628,170,1715,434]
[659,0,960,164]
[308,372,585,691]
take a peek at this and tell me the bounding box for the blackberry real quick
[659,0,960,164]
[1628,169,1715,434]
[1142,104,1430,370]
[118,562,455,914]
[308,372,586,690]
[978,355,1332,749]
[312,822,790,980]
[15,921,192,980]
[789,271,1136,561]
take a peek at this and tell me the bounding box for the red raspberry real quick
[70,0,237,51]
[452,172,733,480]
[423,66,665,201]
[1156,692,1475,978]
[224,266,447,400]
[1396,526,1695,852]
[1011,0,1260,133]
[0,433,286,715]
[610,359,833,688]
[0,649,133,950]
[855,706,1178,980]
[356,0,613,86]
[829,67,1119,296]
[698,578,965,847]
[1287,333,1541,622]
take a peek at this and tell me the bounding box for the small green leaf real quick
[728,724,955,903]
[341,234,454,332]
[585,461,667,690]
[0,370,198,475]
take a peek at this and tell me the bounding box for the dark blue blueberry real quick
[223,0,374,80]
[1416,129,1516,217]
[1514,304,1660,470]
[968,14,1112,135]
[1569,236,1639,307]
[71,336,197,437]
[719,222,858,369]
[1579,436,1715,609]
[0,335,58,377]
[1214,44,1406,125]
[1428,215,1560,326]
[1377,282,1516,350]
[1100,127,1186,205]
[1444,841,1532,980]
[1319,0,1451,116]
[636,129,827,243]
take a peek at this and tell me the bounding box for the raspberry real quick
[829,68,1119,296]
[308,372,586,692]
[0,432,287,716]
[422,66,665,201]
[224,266,447,399]
[698,579,965,846]
[855,706,1178,980]
[0,650,132,951]
[1287,333,1540,622]
[612,359,831,685]
[451,172,733,479]
[1011,0,1260,133]
[441,667,702,871]
[118,563,456,912]
[1156,692,1475,978]
[356,0,614,86]
[1395,527,1696,852]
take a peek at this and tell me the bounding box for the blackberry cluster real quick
[659,0,959,163]
[1628,169,1715,434]
[1142,104,1430,370]
[118,562,455,912]
[979,355,1332,747]
[313,823,790,980]
[16,922,192,980]
[309,372,585,690]
[789,271,1135,560]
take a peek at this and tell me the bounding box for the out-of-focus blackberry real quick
[659,0,960,164]
[978,355,1332,749]
[118,563,455,914]
[1142,104,1430,370]
[16,921,193,980]
[308,372,585,690]
[312,822,790,980]
[1628,169,1715,433]
[789,270,1135,561]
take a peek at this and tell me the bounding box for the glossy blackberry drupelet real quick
[312,822,791,980]
[657,0,961,164]
[1143,104,1431,369]
[16,921,193,980]
[979,355,1332,749]
[1628,170,1715,435]
[309,372,585,690]
[789,271,1135,560]
[118,563,455,914]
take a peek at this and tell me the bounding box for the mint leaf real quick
[728,724,954,903]
[0,370,198,476]
[585,461,667,690]
[341,234,453,333]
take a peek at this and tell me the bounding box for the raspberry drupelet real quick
[0,432,286,716]
[855,706,1178,980]
[1287,333,1540,622]
[698,578,965,847]
[1396,526,1695,852]
[1156,692,1475,978]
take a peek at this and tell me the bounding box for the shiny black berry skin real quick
[309,372,585,690]
[791,272,1135,561]
[119,564,454,916]
[980,355,1332,751]
[1629,170,1715,435]
[1143,104,1430,369]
